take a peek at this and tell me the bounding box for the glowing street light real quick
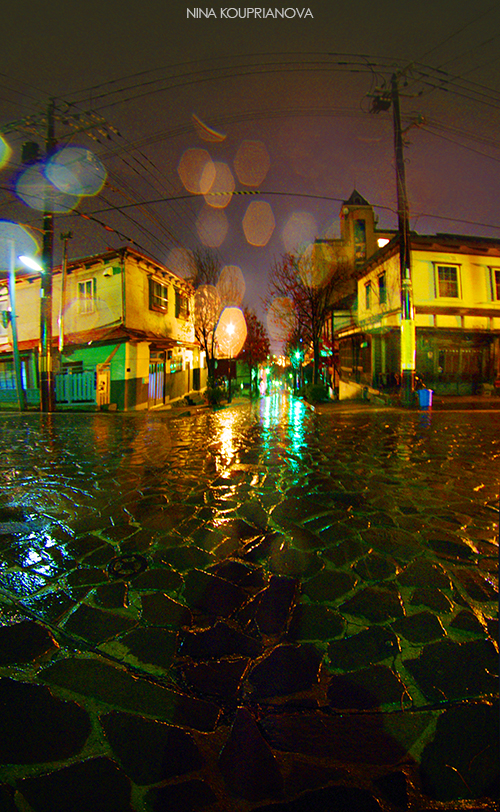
[0,221,42,410]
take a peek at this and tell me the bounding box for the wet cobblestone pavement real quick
[0,395,498,811]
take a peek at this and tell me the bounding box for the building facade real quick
[335,233,500,395]
[0,247,207,410]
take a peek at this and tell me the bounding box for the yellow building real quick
[336,233,500,395]
[0,247,206,410]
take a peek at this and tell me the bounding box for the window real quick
[491,268,500,300]
[378,272,387,305]
[78,278,96,314]
[149,277,169,312]
[365,281,371,309]
[436,265,459,298]
[175,290,189,319]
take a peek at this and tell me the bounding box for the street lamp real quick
[0,222,42,411]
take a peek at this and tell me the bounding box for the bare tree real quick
[189,249,222,383]
[265,245,350,385]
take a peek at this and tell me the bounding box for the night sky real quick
[1,0,500,323]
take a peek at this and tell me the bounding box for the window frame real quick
[490,267,500,301]
[175,289,189,319]
[435,264,461,299]
[378,271,387,305]
[148,276,169,313]
[365,280,371,310]
[78,278,97,314]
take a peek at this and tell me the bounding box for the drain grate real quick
[107,553,148,580]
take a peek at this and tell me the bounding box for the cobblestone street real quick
[0,395,498,811]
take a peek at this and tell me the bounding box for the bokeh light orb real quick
[0,136,11,170]
[15,164,81,213]
[217,265,245,306]
[196,205,228,247]
[166,246,196,279]
[298,241,336,288]
[267,296,296,344]
[216,306,247,357]
[0,220,40,270]
[204,161,235,209]
[178,148,215,195]
[234,140,270,186]
[282,211,317,253]
[45,147,107,196]
[242,200,275,247]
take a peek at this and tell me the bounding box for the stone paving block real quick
[453,567,499,602]
[340,584,404,621]
[17,756,134,812]
[402,639,499,702]
[119,627,178,669]
[361,527,419,562]
[287,603,344,642]
[248,643,322,698]
[94,581,128,609]
[240,531,284,562]
[286,523,324,552]
[409,586,454,613]
[218,707,284,800]
[155,545,214,571]
[66,567,109,587]
[100,710,203,784]
[252,785,383,811]
[449,608,486,635]
[179,620,263,660]
[327,625,400,672]
[427,534,476,561]
[181,657,249,702]
[321,535,367,565]
[128,566,183,592]
[353,553,399,581]
[182,568,247,617]
[0,620,57,664]
[208,557,267,588]
[145,778,217,811]
[302,569,357,603]
[39,658,220,731]
[391,611,446,643]
[259,710,424,764]
[284,759,345,797]
[268,545,323,579]
[0,677,91,765]
[327,664,410,710]
[140,592,192,627]
[397,558,451,589]
[62,603,137,644]
[271,496,328,528]
[241,575,298,636]
[419,702,499,801]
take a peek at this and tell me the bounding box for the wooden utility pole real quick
[391,74,415,406]
[39,99,56,412]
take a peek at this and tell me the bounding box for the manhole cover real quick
[107,553,148,580]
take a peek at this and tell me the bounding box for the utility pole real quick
[39,99,56,412]
[391,74,415,407]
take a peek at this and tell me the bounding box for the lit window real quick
[378,272,386,305]
[78,278,96,314]
[149,277,169,312]
[365,281,371,309]
[437,265,459,298]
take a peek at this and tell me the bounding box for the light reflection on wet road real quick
[0,394,498,811]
